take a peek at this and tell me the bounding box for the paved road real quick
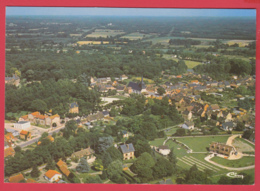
[226,134,241,146]
[17,125,65,148]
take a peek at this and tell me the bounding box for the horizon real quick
[6,7,256,17]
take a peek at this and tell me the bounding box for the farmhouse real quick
[209,142,237,157]
[44,170,62,182]
[120,143,135,160]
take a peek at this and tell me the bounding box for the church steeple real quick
[139,76,146,90]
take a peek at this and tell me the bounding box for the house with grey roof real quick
[181,121,195,130]
[221,122,234,131]
[120,143,135,160]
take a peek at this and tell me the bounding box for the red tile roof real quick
[8,173,24,183]
[45,170,61,179]
[4,147,15,158]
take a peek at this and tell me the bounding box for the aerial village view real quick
[4,8,256,185]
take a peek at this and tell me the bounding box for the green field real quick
[175,135,230,152]
[184,60,202,69]
[120,32,154,40]
[149,138,165,147]
[210,156,255,168]
[86,29,125,38]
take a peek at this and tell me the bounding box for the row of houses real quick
[19,111,61,128]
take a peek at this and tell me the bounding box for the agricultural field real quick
[162,54,179,62]
[183,60,202,69]
[85,29,125,38]
[131,77,155,84]
[77,41,110,46]
[120,32,154,40]
[174,135,230,152]
[210,156,255,168]
[224,39,255,47]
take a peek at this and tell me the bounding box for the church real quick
[127,76,147,94]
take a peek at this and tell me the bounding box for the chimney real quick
[126,144,129,149]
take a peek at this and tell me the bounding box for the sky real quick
[6,7,256,17]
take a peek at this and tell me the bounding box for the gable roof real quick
[9,173,24,183]
[45,170,61,179]
[120,143,135,154]
[4,147,15,158]
[71,147,95,158]
[20,130,30,135]
[26,178,37,183]
[70,102,78,108]
[128,81,142,92]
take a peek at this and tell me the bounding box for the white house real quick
[44,170,62,182]
[181,121,195,130]
[158,145,171,156]
[14,121,30,130]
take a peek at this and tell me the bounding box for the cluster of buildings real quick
[19,111,61,128]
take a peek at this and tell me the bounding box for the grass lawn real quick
[86,29,125,38]
[235,138,255,149]
[165,140,188,158]
[165,127,179,136]
[175,135,230,152]
[162,54,179,62]
[210,156,255,168]
[149,138,165,147]
[183,60,202,69]
[120,32,151,40]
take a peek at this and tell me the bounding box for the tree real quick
[218,176,232,184]
[109,106,117,117]
[106,146,123,161]
[45,158,56,170]
[157,87,166,95]
[106,160,123,183]
[76,158,90,173]
[168,148,177,169]
[152,157,174,179]
[14,146,22,153]
[85,175,103,183]
[96,136,114,154]
[131,152,155,182]
[174,129,186,136]
[29,99,48,114]
[31,165,40,178]
[101,152,113,169]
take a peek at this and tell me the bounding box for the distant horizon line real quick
[6,15,256,17]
